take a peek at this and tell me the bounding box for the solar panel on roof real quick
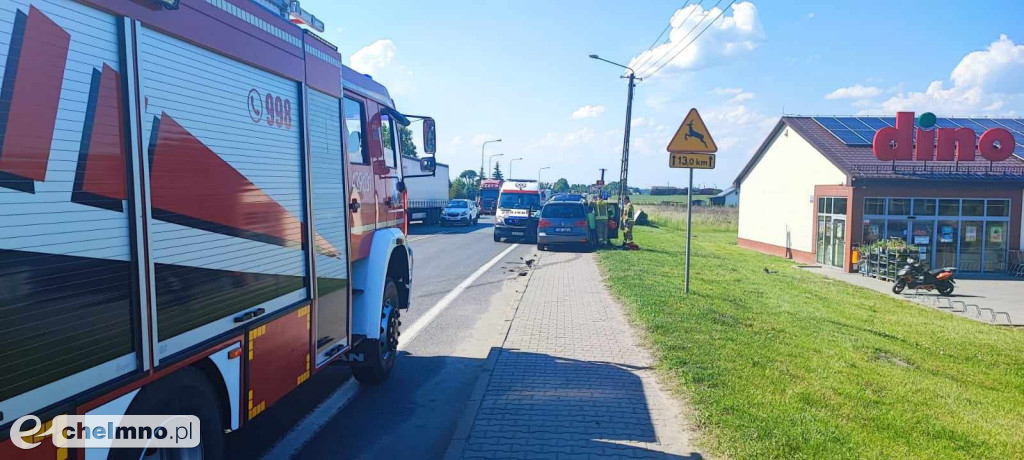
[836,117,868,129]
[858,117,890,129]
[812,116,1024,151]
[950,118,986,131]
[814,117,847,130]
[970,118,1005,129]
[831,129,871,145]
[1001,119,1024,132]
[853,130,876,142]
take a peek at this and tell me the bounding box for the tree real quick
[449,177,479,200]
[552,178,569,193]
[459,169,478,181]
[399,125,417,157]
[492,163,504,181]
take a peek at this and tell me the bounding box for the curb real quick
[442,252,540,460]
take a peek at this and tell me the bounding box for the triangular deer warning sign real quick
[667,108,717,153]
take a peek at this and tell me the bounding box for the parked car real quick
[536,201,592,251]
[441,199,479,226]
[547,193,585,203]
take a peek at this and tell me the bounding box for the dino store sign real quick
[871,112,1016,162]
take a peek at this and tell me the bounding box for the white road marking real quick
[261,242,521,459]
[399,243,519,346]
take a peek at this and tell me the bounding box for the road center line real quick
[261,243,521,460]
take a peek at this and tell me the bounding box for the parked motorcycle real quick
[892,257,956,295]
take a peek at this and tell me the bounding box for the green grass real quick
[599,209,1024,459]
[629,194,715,204]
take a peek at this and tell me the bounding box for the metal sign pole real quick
[685,168,693,294]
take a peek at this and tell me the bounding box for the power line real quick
[635,0,722,77]
[640,0,737,79]
[630,1,698,73]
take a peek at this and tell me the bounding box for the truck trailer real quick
[402,155,449,224]
[0,0,437,458]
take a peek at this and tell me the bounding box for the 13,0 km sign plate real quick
[669,152,716,169]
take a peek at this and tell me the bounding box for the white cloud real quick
[350,39,395,75]
[627,2,764,78]
[825,84,882,100]
[872,35,1024,115]
[711,87,743,95]
[536,127,596,147]
[728,92,755,103]
[570,105,606,119]
[807,12,815,19]
[348,39,416,97]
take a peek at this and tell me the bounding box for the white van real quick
[493,180,542,242]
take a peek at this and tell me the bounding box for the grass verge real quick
[599,209,1024,459]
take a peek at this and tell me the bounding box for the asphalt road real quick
[227,216,536,459]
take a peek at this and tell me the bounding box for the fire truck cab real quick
[0,0,436,457]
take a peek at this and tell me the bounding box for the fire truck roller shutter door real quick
[137,26,308,359]
[0,0,140,423]
[307,88,351,364]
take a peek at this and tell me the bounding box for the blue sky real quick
[303,0,1024,188]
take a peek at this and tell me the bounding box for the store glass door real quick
[959,221,983,272]
[823,215,831,266]
[983,222,1007,273]
[935,221,958,268]
[816,216,826,265]
[910,221,933,266]
[832,218,845,268]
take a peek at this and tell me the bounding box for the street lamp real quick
[590,54,637,203]
[480,139,501,180]
[509,157,523,179]
[488,153,504,179]
[538,166,550,184]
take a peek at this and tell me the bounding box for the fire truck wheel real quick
[111,367,225,460]
[353,279,401,385]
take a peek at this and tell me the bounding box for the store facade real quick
[736,114,1024,274]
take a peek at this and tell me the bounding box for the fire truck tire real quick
[353,279,401,385]
[111,367,225,460]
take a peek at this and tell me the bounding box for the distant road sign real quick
[669,152,716,169]
[667,108,717,153]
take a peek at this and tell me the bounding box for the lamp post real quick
[509,157,523,179]
[589,54,637,202]
[480,139,501,180]
[538,166,550,184]
[488,153,504,179]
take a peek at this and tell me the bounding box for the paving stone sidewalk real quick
[446,251,704,459]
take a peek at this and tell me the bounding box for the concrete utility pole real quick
[589,54,638,202]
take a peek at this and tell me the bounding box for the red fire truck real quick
[478,179,503,215]
[0,0,436,457]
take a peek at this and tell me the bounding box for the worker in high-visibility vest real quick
[621,195,635,248]
[595,197,609,247]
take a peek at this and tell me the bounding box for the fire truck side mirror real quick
[419,157,436,173]
[422,118,436,155]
